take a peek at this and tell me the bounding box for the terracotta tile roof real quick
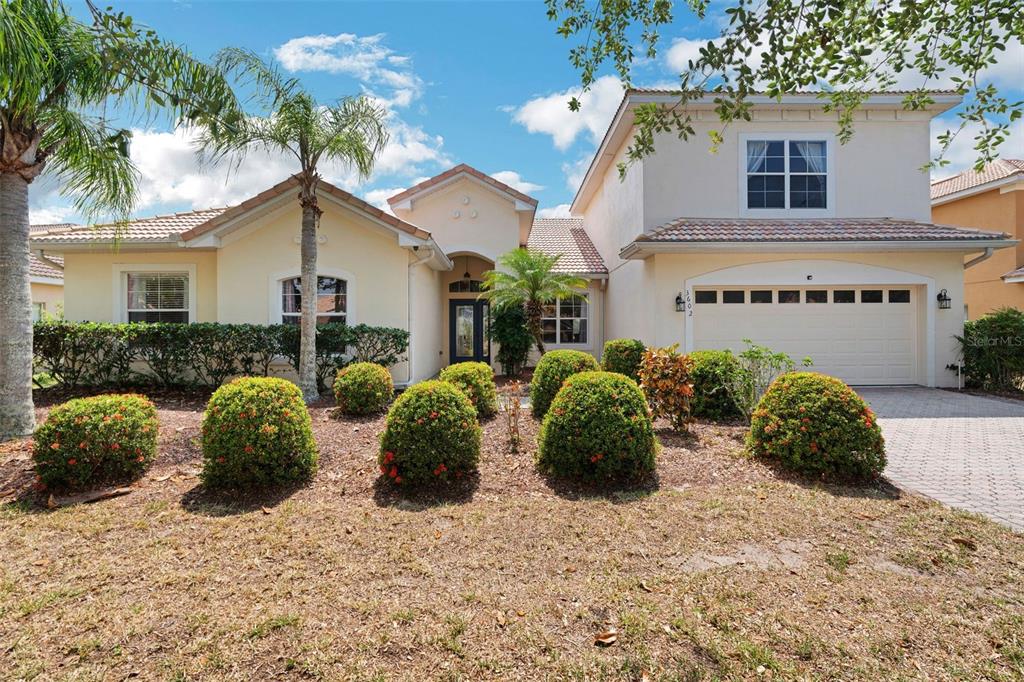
[29,176,433,246]
[387,164,539,207]
[639,217,1011,243]
[30,223,79,234]
[180,175,432,242]
[30,208,228,244]
[528,218,607,275]
[1004,266,1024,280]
[29,254,63,280]
[931,159,1024,199]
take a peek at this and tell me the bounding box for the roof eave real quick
[931,175,1024,205]
[620,238,1019,259]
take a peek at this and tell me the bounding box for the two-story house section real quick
[571,90,1016,387]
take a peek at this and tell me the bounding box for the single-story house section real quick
[29,91,1020,389]
[30,167,608,385]
[28,223,72,321]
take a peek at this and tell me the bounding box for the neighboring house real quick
[28,223,72,320]
[29,91,1016,388]
[931,159,1024,318]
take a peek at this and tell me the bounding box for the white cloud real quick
[363,186,406,214]
[274,33,423,108]
[562,156,592,193]
[931,116,1024,176]
[665,37,718,74]
[536,204,572,219]
[489,170,544,194]
[29,205,77,225]
[512,75,625,150]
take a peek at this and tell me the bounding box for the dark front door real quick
[449,299,490,364]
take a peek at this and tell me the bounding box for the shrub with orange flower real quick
[439,361,498,418]
[378,380,480,487]
[333,362,393,415]
[747,372,885,480]
[33,394,158,489]
[638,344,696,432]
[200,377,317,489]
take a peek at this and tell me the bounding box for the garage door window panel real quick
[806,290,828,304]
[778,290,800,304]
[723,290,745,304]
[888,289,911,303]
[833,290,855,303]
[750,290,773,304]
[861,290,883,303]
[695,290,717,304]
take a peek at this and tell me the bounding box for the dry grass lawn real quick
[1,389,1023,681]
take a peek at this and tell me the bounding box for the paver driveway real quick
[858,387,1024,532]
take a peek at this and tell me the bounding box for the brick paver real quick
[858,387,1024,532]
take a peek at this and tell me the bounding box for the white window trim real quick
[542,294,591,349]
[738,132,836,218]
[112,264,197,323]
[268,266,356,326]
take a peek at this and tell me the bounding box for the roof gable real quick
[387,164,539,210]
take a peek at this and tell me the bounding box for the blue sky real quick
[30,0,1024,224]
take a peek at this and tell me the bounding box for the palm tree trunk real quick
[0,172,36,440]
[298,199,320,402]
[525,299,545,355]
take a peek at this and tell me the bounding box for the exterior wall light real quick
[937,289,951,309]
[675,293,685,312]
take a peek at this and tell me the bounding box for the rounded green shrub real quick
[537,371,657,480]
[439,361,498,417]
[33,394,158,489]
[379,380,481,486]
[602,338,645,381]
[747,372,886,480]
[201,377,318,489]
[530,349,600,418]
[690,349,743,421]
[334,362,393,415]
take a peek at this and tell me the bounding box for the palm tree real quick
[480,248,587,355]
[198,48,388,402]
[0,0,235,440]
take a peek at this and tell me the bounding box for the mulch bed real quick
[1,388,1023,680]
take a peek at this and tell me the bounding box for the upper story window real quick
[542,295,588,345]
[282,276,347,325]
[126,272,189,323]
[746,139,828,210]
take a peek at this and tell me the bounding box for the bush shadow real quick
[179,480,309,517]
[540,469,661,503]
[372,471,480,510]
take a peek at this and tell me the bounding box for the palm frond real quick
[39,107,136,220]
[480,248,588,307]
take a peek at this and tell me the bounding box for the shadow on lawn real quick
[372,472,480,510]
[179,480,309,517]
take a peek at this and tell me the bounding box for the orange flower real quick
[67,458,77,466]
[50,442,60,450]
[244,445,255,454]
[136,455,145,463]
[79,442,87,449]
[111,443,120,450]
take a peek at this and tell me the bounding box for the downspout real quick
[33,250,64,272]
[964,247,995,269]
[406,247,435,385]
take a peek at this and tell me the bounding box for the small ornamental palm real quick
[479,248,586,354]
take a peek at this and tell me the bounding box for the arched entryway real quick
[443,253,494,365]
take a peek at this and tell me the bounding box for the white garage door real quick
[691,286,918,385]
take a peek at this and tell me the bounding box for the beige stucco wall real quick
[409,257,445,383]
[61,249,218,323]
[393,177,524,261]
[932,186,1024,318]
[216,199,412,381]
[641,109,933,229]
[30,282,63,319]
[645,251,966,387]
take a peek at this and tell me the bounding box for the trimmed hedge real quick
[200,377,318,489]
[689,349,743,421]
[537,371,656,481]
[439,362,498,417]
[747,372,886,480]
[32,321,409,391]
[602,338,645,381]
[530,349,600,419]
[334,362,393,415]
[958,307,1024,391]
[33,394,158,489]
[379,380,481,487]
